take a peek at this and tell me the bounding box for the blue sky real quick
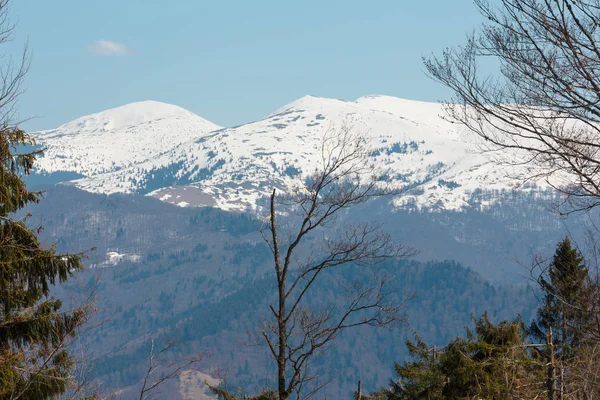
[9,1,484,131]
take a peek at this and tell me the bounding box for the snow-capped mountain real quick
[35,101,221,178]
[33,95,547,211]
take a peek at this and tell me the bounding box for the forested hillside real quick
[26,185,551,397]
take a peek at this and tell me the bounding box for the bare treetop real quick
[425,0,600,213]
[255,125,414,399]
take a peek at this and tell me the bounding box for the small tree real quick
[138,339,204,400]
[567,342,600,399]
[0,1,93,398]
[424,0,600,213]
[441,315,542,400]
[385,335,445,399]
[531,238,591,356]
[259,126,414,399]
[530,237,594,399]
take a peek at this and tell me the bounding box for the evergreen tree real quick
[374,314,542,399]
[530,237,591,358]
[0,2,91,397]
[440,314,540,399]
[384,335,445,399]
[529,237,593,398]
[0,118,91,400]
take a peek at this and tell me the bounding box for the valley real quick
[22,95,583,397]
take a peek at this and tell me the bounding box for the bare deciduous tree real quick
[258,126,415,399]
[424,0,600,214]
[569,342,600,398]
[138,339,205,400]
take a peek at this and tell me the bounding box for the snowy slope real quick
[34,101,221,179]
[33,95,546,211]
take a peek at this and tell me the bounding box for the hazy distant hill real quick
[27,185,577,398]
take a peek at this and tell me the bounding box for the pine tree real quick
[531,237,591,357]
[384,335,445,399]
[0,2,92,397]
[0,122,91,400]
[530,237,593,399]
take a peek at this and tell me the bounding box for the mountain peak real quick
[267,95,351,118]
[268,94,447,122]
[33,100,221,180]
[47,100,205,134]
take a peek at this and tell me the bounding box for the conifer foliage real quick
[370,238,600,399]
[0,1,92,398]
[373,315,541,400]
[530,237,592,357]
[529,237,596,398]
[387,335,445,399]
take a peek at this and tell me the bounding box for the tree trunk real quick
[548,327,555,400]
[560,312,566,400]
[278,282,287,400]
[270,190,288,400]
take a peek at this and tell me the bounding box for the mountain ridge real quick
[32,95,550,211]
